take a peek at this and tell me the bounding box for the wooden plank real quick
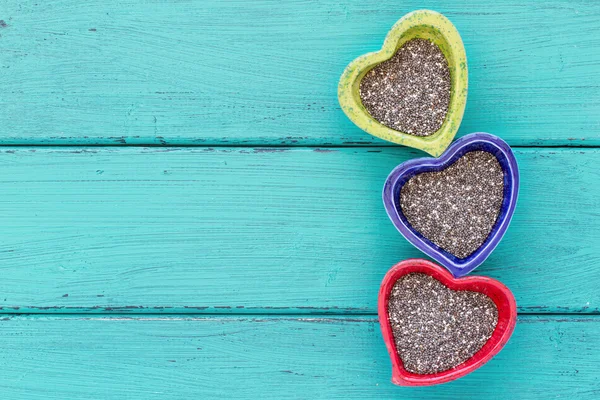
[0,147,598,313]
[1,1,598,146]
[0,315,598,399]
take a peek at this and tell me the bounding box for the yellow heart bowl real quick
[338,10,468,157]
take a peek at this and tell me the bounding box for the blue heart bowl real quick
[383,132,519,277]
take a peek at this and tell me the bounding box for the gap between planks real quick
[1,314,599,321]
[0,309,596,316]
[0,143,598,149]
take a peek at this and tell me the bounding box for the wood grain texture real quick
[1,0,599,146]
[0,315,597,399]
[0,147,598,313]
[2,1,598,397]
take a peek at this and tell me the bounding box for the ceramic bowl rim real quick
[382,132,520,277]
[337,9,468,157]
[377,258,517,386]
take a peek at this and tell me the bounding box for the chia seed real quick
[359,38,451,136]
[400,151,504,259]
[388,273,498,375]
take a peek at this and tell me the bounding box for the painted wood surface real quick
[1,1,599,146]
[0,315,597,399]
[0,147,598,313]
[2,0,599,397]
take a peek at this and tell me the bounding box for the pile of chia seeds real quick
[359,38,451,136]
[388,273,498,374]
[400,151,504,259]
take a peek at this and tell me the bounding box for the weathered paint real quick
[0,147,597,314]
[0,0,598,397]
[0,1,599,146]
[338,10,468,156]
[0,316,597,399]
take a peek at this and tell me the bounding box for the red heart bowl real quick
[378,259,517,386]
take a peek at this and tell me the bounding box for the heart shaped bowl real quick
[383,132,519,277]
[338,9,467,157]
[378,259,517,386]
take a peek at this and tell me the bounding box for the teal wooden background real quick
[0,1,599,398]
